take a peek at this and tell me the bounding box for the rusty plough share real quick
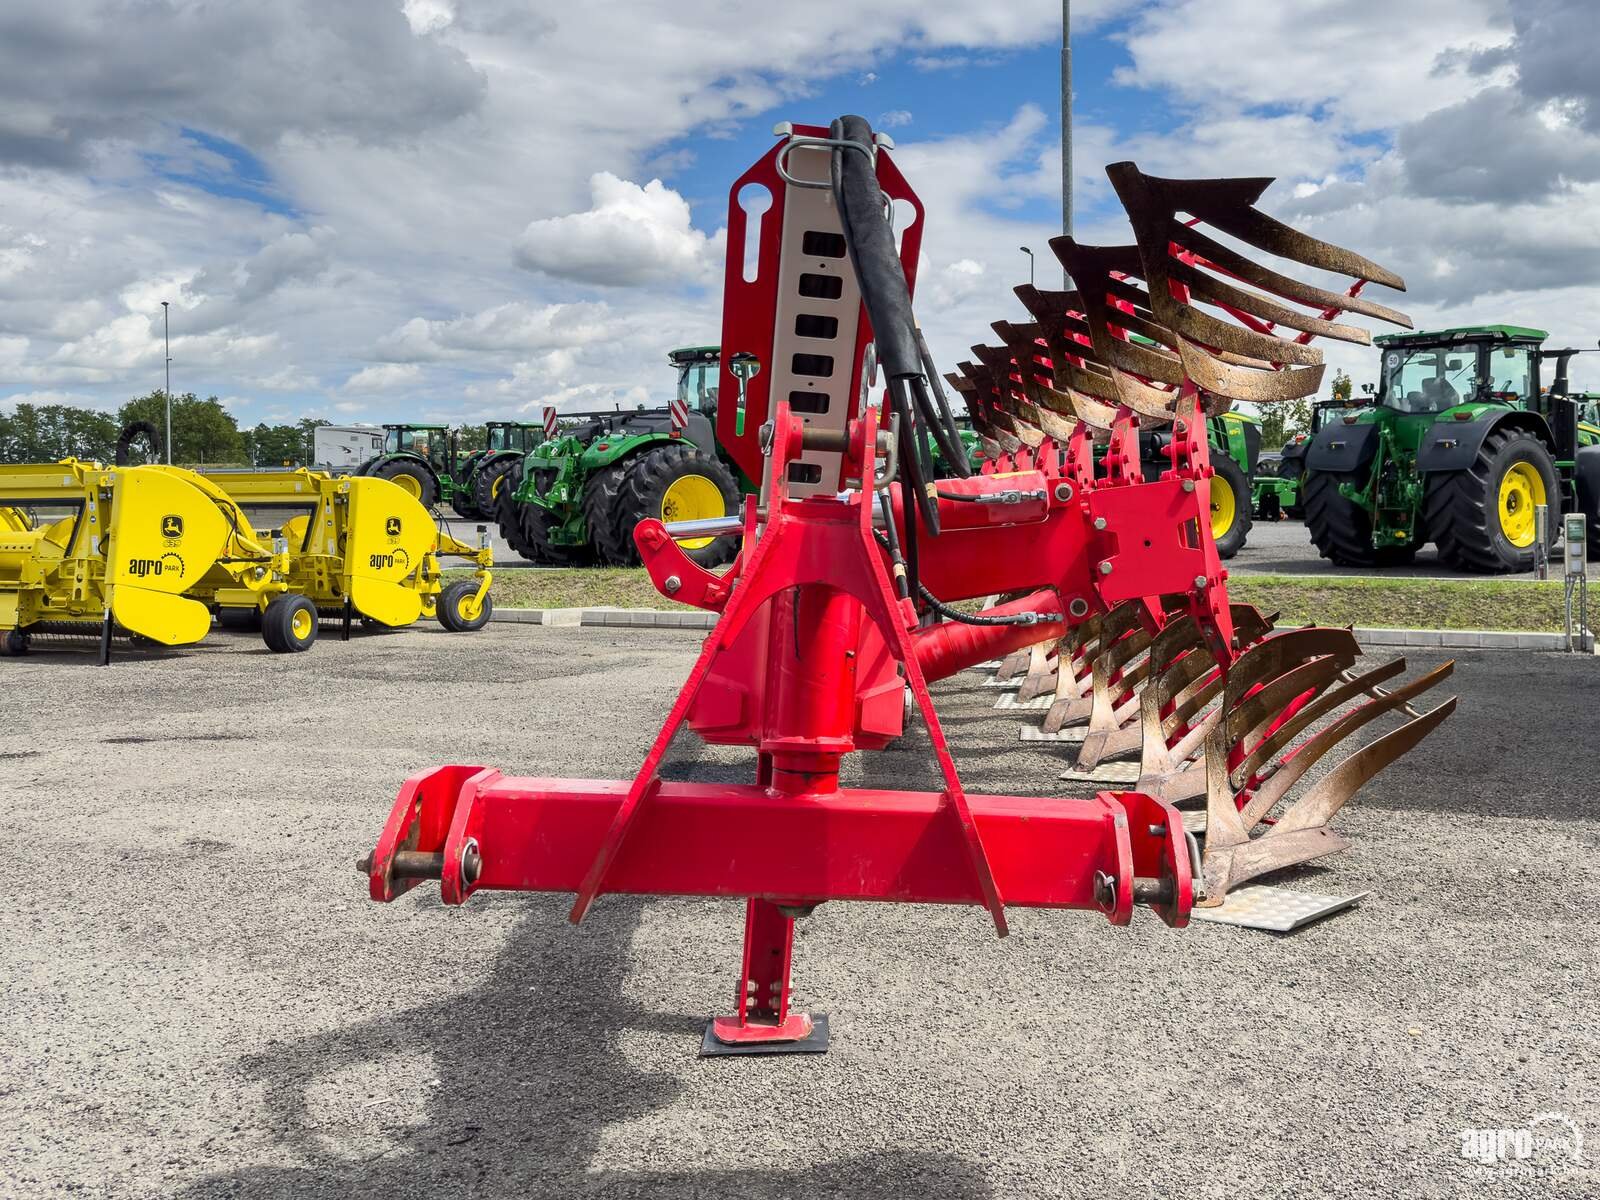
[362,118,1454,1054]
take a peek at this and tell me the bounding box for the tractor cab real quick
[669,346,722,416]
[1375,326,1546,416]
[484,421,539,456]
[382,424,452,471]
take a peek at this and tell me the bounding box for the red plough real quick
[363,117,1453,1054]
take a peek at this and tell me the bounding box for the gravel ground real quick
[2,625,1596,1199]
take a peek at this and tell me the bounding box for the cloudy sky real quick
[2,0,1597,428]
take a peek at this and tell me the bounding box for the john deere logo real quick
[385,516,402,537]
[160,514,183,539]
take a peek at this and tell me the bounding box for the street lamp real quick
[161,301,172,464]
[1020,245,1035,286]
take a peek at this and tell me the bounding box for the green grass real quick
[450,568,1573,633]
[1227,574,1567,632]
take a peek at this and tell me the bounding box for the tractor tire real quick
[583,461,637,565]
[450,491,481,520]
[217,607,262,632]
[615,443,741,568]
[372,458,438,509]
[1210,454,1252,560]
[494,461,541,562]
[261,594,319,654]
[495,462,586,564]
[2,628,30,656]
[1303,470,1416,567]
[1423,427,1558,573]
[472,456,519,522]
[437,579,493,632]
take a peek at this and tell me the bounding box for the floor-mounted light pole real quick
[162,301,172,464]
[1020,245,1035,286]
[1062,0,1073,282]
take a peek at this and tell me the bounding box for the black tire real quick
[1210,454,1252,560]
[615,443,741,568]
[2,629,29,656]
[217,607,262,632]
[1423,427,1558,573]
[261,594,318,654]
[437,579,492,632]
[1304,470,1416,567]
[1256,490,1281,522]
[472,456,519,522]
[519,467,590,564]
[583,461,637,565]
[494,461,541,562]
[371,457,438,509]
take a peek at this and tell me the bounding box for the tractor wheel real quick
[262,594,318,654]
[494,461,541,562]
[472,456,519,522]
[450,490,481,520]
[583,461,637,565]
[1304,470,1416,567]
[2,629,30,656]
[1210,455,1252,560]
[616,443,741,568]
[217,607,262,632]
[372,458,438,509]
[1424,427,1558,573]
[495,462,586,565]
[437,579,493,632]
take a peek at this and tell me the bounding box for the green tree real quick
[0,402,120,463]
[117,392,247,465]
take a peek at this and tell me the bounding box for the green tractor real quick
[356,421,542,519]
[496,348,750,566]
[1302,325,1600,571]
[1255,399,1365,520]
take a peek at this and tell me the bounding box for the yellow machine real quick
[1,461,492,660]
[201,470,493,646]
[0,459,287,658]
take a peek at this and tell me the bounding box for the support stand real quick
[700,898,829,1056]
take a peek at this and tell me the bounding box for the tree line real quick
[0,392,495,467]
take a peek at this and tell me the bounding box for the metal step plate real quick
[1058,761,1141,785]
[1191,885,1368,933]
[1019,725,1083,743]
[993,693,1053,710]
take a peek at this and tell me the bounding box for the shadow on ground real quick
[183,741,990,1200]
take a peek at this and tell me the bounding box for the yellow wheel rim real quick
[1210,475,1237,540]
[290,608,313,640]
[491,475,504,500]
[391,473,422,500]
[1498,460,1546,548]
[661,474,724,550]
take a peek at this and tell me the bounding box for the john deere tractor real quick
[496,348,750,566]
[355,421,541,519]
[1302,325,1600,571]
[1256,398,1367,520]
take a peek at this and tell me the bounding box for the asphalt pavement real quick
[2,626,1595,1198]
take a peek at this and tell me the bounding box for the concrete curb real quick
[488,606,1593,651]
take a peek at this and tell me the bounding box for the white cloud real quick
[513,174,717,287]
[879,109,914,128]
[342,363,421,393]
